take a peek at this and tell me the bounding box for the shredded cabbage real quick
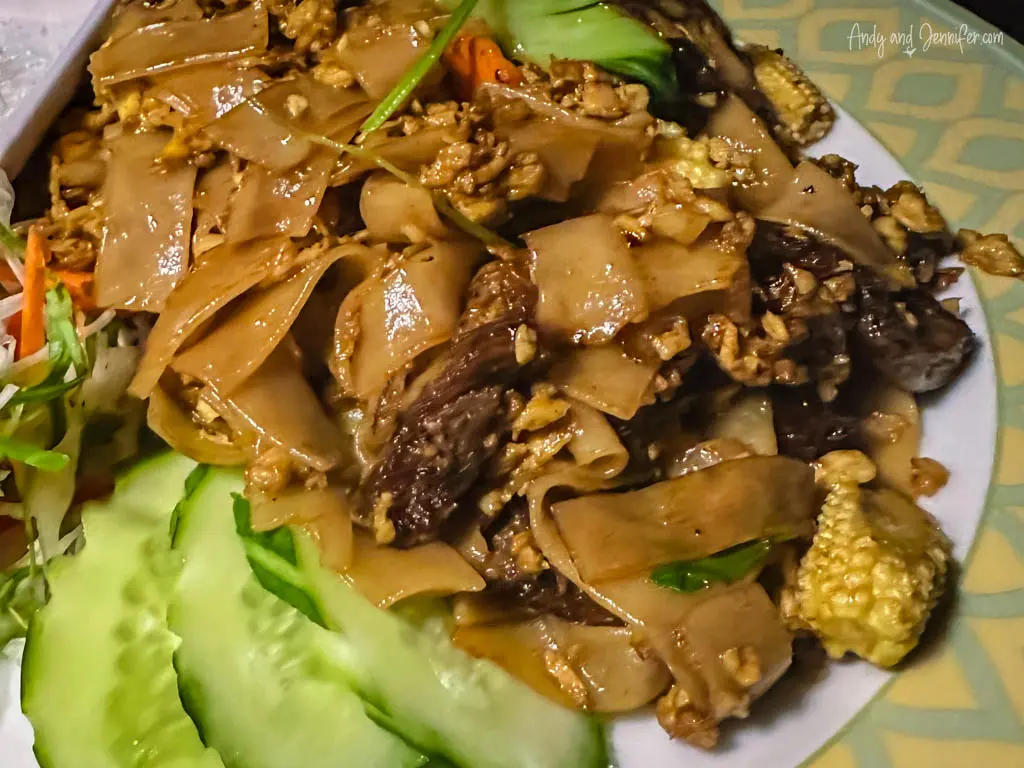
[0,171,23,260]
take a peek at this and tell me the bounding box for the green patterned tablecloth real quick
[710,1,1024,765]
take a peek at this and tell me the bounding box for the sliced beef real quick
[749,221,974,395]
[771,386,864,461]
[853,269,976,393]
[481,504,621,626]
[458,259,536,333]
[748,221,846,291]
[782,311,853,391]
[488,574,623,626]
[609,354,721,478]
[369,261,539,547]
[407,321,521,421]
[372,386,506,547]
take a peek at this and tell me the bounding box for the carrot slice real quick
[50,270,97,311]
[18,229,48,360]
[444,35,523,100]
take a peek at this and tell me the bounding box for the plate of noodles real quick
[0,1,1022,767]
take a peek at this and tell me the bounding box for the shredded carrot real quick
[0,260,17,285]
[443,35,523,100]
[7,312,21,351]
[17,229,48,360]
[50,270,97,311]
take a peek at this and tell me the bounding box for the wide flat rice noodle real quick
[205,101,311,171]
[633,235,746,313]
[454,617,671,713]
[256,75,370,133]
[705,95,793,213]
[481,85,651,199]
[192,159,238,249]
[481,83,648,145]
[525,466,792,718]
[224,149,336,243]
[334,24,426,98]
[551,455,816,582]
[346,242,476,398]
[702,25,757,93]
[550,344,658,421]
[205,74,370,170]
[96,131,197,311]
[301,509,356,574]
[173,244,358,394]
[596,170,669,215]
[498,119,600,203]
[129,237,297,398]
[330,128,450,186]
[567,401,629,478]
[153,65,271,125]
[146,384,246,466]
[759,161,915,288]
[251,486,354,572]
[524,467,706,687]
[205,346,344,471]
[360,172,450,243]
[526,214,648,344]
[90,3,268,85]
[109,0,203,41]
[663,438,752,480]
[342,531,485,609]
[250,485,342,530]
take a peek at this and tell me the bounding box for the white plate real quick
[0,16,998,768]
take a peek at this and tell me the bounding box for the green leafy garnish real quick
[447,0,679,104]
[360,0,479,135]
[231,493,325,625]
[9,285,88,408]
[650,539,775,593]
[8,379,83,407]
[0,434,69,471]
[44,284,86,372]
[0,221,25,257]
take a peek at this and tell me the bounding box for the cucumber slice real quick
[22,452,223,768]
[294,532,610,768]
[170,468,425,768]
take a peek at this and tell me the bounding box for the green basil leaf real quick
[230,492,325,625]
[650,538,775,593]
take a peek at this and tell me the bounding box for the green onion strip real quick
[359,0,480,136]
